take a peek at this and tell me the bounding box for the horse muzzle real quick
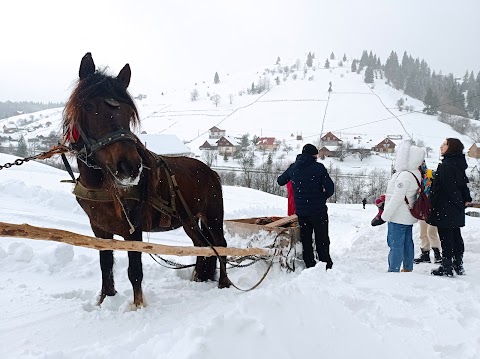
[107,157,143,188]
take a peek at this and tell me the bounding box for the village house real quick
[318,146,338,159]
[320,131,342,146]
[208,126,226,139]
[2,124,18,134]
[199,139,218,151]
[468,143,480,159]
[373,138,397,153]
[216,136,239,155]
[256,137,278,151]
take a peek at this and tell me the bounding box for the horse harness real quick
[71,152,181,230]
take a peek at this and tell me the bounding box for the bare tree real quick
[201,150,218,167]
[356,148,372,161]
[211,94,221,107]
[425,146,433,158]
[190,89,199,101]
[295,58,302,70]
[282,144,293,155]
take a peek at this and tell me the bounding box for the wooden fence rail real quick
[0,222,273,257]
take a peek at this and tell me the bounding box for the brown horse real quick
[62,53,229,308]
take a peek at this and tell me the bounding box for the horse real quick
[62,53,230,308]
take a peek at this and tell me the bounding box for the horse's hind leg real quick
[203,221,230,289]
[182,221,216,282]
[91,227,116,305]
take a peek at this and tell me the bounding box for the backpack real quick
[404,171,432,221]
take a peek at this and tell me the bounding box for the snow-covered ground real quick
[1,153,480,359]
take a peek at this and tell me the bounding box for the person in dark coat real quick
[277,144,335,270]
[428,138,472,276]
[362,198,367,209]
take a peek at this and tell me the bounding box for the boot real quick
[431,258,454,277]
[414,249,431,264]
[432,248,442,264]
[326,260,333,271]
[453,256,465,275]
[401,268,412,272]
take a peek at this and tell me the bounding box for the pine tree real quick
[342,53,347,62]
[324,58,330,69]
[330,52,335,60]
[276,56,281,65]
[351,60,357,73]
[214,72,220,84]
[15,135,28,157]
[364,67,374,83]
[306,52,313,67]
[466,89,477,113]
[359,50,369,69]
[423,88,439,115]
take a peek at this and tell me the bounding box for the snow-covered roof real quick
[219,135,240,146]
[137,134,191,155]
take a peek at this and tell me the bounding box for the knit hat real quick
[302,144,318,156]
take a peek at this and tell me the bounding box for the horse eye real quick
[84,103,94,111]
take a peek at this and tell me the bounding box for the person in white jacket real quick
[381,141,425,272]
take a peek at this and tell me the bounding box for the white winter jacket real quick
[381,142,425,225]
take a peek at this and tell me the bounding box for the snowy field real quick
[1,153,480,359]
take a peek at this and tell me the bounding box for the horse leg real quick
[183,222,215,283]
[127,230,144,307]
[201,220,230,289]
[91,227,116,306]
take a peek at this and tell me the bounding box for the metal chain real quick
[0,145,70,171]
[0,157,31,170]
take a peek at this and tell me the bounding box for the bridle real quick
[68,97,139,162]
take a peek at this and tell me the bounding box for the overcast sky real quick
[1,0,479,102]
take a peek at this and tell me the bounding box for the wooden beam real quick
[264,215,298,227]
[0,222,273,257]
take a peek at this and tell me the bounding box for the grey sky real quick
[1,0,479,102]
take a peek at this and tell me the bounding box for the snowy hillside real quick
[1,152,480,359]
[0,60,477,178]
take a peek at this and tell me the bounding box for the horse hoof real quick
[218,280,231,289]
[97,290,117,306]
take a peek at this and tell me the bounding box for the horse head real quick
[64,53,143,187]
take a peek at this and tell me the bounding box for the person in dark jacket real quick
[428,138,472,276]
[277,144,335,270]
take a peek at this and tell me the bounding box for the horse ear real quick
[79,52,95,79]
[117,64,131,88]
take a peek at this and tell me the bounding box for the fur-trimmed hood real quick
[394,141,425,172]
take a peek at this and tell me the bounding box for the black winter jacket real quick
[277,154,334,216]
[427,153,472,228]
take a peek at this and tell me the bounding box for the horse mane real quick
[62,69,140,145]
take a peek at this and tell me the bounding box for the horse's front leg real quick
[127,229,144,308]
[91,226,116,306]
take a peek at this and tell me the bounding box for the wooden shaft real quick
[0,222,273,257]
